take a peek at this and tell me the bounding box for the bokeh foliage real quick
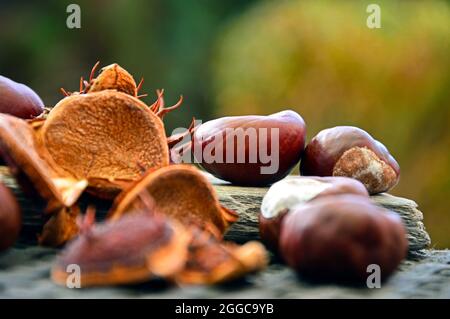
[213,1,450,247]
[0,0,257,131]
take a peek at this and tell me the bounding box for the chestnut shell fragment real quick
[279,194,408,282]
[259,176,368,250]
[40,90,169,198]
[109,165,238,238]
[192,110,306,186]
[0,114,88,208]
[52,211,190,287]
[87,63,138,97]
[174,227,268,285]
[300,126,400,194]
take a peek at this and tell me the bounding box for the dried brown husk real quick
[174,227,268,285]
[0,114,87,208]
[40,90,170,198]
[108,165,238,238]
[0,114,88,246]
[51,210,190,287]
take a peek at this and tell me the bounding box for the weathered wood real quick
[0,246,449,298]
[0,167,431,256]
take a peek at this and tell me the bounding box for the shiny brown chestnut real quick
[0,182,21,252]
[192,110,306,186]
[259,176,368,250]
[300,126,400,194]
[0,75,44,119]
[279,194,408,282]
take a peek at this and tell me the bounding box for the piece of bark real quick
[0,167,431,256]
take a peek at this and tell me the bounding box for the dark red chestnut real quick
[300,126,400,194]
[259,176,368,250]
[279,194,408,282]
[0,182,21,252]
[0,75,44,119]
[192,110,306,186]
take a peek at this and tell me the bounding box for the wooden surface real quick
[1,167,448,298]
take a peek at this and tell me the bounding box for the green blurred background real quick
[0,0,449,247]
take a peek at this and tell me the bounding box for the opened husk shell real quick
[109,165,238,237]
[52,211,190,287]
[40,90,170,198]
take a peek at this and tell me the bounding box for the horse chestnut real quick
[0,75,44,119]
[192,110,306,186]
[0,182,21,252]
[300,126,400,194]
[259,176,368,250]
[279,194,408,282]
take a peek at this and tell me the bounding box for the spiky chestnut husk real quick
[0,113,87,208]
[61,63,186,163]
[174,226,268,285]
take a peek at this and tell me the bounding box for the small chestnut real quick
[300,126,400,194]
[192,110,306,186]
[259,176,368,250]
[0,75,44,119]
[0,182,21,252]
[279,194,408,282]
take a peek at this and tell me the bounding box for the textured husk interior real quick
[40,90,170,198]
[0,114,87,208]
[108,164,238,237]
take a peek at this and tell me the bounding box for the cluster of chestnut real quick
[191,111,400,194]
[174,99,406,282]
[259,177,408,282]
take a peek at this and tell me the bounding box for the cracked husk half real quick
[108,164,238,238]
[0,114,87,208]
[40,90,170,198]
[0,114,87,247]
